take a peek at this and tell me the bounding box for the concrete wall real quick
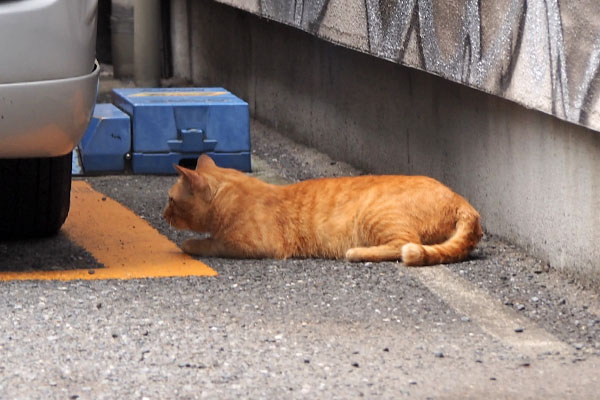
[185,1,600,285]
[214,0,600,136]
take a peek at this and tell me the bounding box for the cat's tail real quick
[401,206,482,266]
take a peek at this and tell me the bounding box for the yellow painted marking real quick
[0,181,217,281]
[130,91,228,97]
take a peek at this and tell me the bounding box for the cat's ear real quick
[174,164,210,197]
[196,154,216,170]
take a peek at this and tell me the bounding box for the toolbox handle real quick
[167,128,218,153]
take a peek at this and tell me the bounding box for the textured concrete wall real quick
[186,1,600,285]
[215,0,600,135]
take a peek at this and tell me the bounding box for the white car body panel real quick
[0,0,99,158]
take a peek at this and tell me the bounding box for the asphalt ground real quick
[0,120,599,399]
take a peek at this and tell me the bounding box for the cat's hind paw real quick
[401,243,425,266]
[345,245,404,263]
[345,248,362,262]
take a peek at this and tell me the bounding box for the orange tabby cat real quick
[163,155,482,266]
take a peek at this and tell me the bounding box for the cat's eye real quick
[168,196,174,204]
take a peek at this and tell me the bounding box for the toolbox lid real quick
[91,103,130,119]
[112,87,247,108]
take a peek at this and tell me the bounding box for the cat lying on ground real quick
[163,155,482,266]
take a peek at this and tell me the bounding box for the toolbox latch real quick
[167,128,218,153]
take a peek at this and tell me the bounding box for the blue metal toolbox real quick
[78,103,131,173]
[112,87,251,174]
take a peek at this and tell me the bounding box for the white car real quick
[0,0,100,238]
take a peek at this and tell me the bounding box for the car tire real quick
[0,153,72,239]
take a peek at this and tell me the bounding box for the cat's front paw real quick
[181,237,225,257]
[181,238,201,255]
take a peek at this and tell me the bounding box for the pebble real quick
[434,351,444,358]
[574,343,585,350]
[516,304,525,311]
[514,327,524,333]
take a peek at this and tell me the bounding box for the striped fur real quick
[163,155,482,266]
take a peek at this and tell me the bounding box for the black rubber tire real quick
[0,153,72,239]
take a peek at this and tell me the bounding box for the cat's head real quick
[163,154,218,231]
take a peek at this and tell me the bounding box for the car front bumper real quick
[0,60,100,158]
